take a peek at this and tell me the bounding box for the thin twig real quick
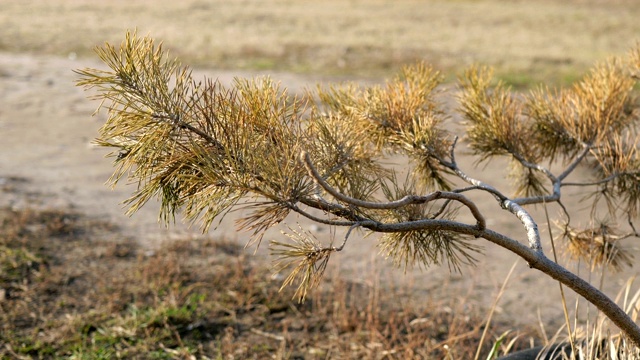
[557,200,571,224]
[510,145,594,205]
[558,145,592,181]
[337,222,374,251]
[289,204,359,227]
[628,216,640,237]
[438,137,507,201]
[468,143,595,208]
[152,112,225,151]
[299,196,366,223]
[561,174,620,187]
[429,199,452,219]
[512,152,557,183]
[452,185,483,193]
[509,152,561,206]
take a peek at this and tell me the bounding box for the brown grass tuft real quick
[0,204,531,359]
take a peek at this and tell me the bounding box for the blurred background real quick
[2,0,640,86]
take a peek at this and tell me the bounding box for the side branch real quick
[151,112,225,152]
[300,151,486,231]
[512,153,557,183]
[510,145,592,206]
[437,139,542,252]
[557,145,592,181]
[438,137,506,201]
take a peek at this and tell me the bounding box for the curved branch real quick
[629,216,640,237]
[151,112,225,151]
[301,151,486,231]
[298,196,366,223]
[339,222,374,251]
[557,199,571,224]
[510,153,561,206]
[429,199,453,219]
[470,142,594,207]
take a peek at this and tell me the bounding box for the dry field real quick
[2,0,640,358]
[2,0,640,84]
[1,203,521,358]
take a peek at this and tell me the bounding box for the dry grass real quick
[4,2,640,358]
[2,0,640,86]
[0,202,534,359]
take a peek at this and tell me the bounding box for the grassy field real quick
[2,0,640,86]
[0,199,530,359]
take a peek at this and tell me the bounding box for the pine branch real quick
[77,32,640,346]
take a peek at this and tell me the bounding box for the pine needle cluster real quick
[315,62,454,190]
[377,175,481,273]
[270,226,334,302]
[557,221,634,272]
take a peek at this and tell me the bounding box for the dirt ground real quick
[2,0,640,335]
